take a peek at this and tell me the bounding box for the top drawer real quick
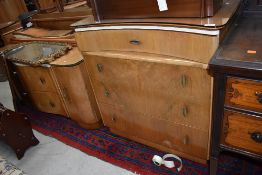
[75,28,219,64]
[16,65,57,93]
[225,77,262,113]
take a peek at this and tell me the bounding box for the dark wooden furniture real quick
[209,9,262,175]
[0,103,39,159]
[90,0,222,20]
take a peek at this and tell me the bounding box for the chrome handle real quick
[129,40,141,45]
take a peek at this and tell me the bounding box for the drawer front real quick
[16,65,57,92]
[225,77,262,113]
[76,29,218,64]
[99,103,209,160]
[30,92,66,116]
[222,110,262,154]
[85,54,212,130]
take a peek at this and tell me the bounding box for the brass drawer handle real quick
[129,40,141,45]
[97,64,103,72]
[181,75,188,88]
[249,131,262,143]
[40,77,46,84]
[182,106,188,117]
[183,135,189,145]
[112,114,117,122]
[104,89,110,97]
[49,101,55,108]
[255,92,262,104]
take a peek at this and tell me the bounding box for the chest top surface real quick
[209,11,262,74]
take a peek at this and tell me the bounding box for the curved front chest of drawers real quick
[74,22,219,163]
[14,48,102,129]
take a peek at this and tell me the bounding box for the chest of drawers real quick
[209,11,262,175]
[75,23,220,163]
[74,0,240,165]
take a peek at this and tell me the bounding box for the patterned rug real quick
[19,106,262,175]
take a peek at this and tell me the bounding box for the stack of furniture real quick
[73,0,241,164]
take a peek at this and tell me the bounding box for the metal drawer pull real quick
[129,40,141,45]
[40,77,46,84]
[97,64,103,72]
[104,89,110,97]
[249,131,262,143]
[183,135,189,145]
[181,75,188,87]
[182,106,188,117]
[255,92,262,104]
[112,115,116,122]
[49,101,55,108]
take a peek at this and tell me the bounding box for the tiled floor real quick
[0,81,135,175]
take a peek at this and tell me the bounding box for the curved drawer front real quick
[76,29,218,64]
[29,92,66,116]
[85,54,212,129]
[225,77,262,113]
[16,65,56,92]
[222,110,262,154]
[99,103,209,160]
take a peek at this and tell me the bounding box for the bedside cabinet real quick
[209,10,262,175]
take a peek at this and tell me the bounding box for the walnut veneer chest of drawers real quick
[209,10,262,175]
[73,0,241,163]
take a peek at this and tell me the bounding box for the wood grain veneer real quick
[225,77,262,113]
[222,110,262,154]
[76,29,219,64]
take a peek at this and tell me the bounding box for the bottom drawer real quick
[99,103,209,160]
[223,110,262,154]
[30,92,66,116]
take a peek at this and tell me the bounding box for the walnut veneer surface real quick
[14,47,102,129]
[74,0,241,163]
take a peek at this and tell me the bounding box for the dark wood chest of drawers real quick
[90,0,223,20]
[209,9,262,175]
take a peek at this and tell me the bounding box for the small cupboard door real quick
[52,62,101,127]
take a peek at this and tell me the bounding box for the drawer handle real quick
[249,131,262,143]
[182,106,188,117]
[97,64,103,72]
[129,40,141,45]
[40,77,46,84]
[49,101,55,108]
[183,135,189,145]
[255,92,262,104]
[104,89,110,97]
[112,115,117,122]
[181,75,188,88]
